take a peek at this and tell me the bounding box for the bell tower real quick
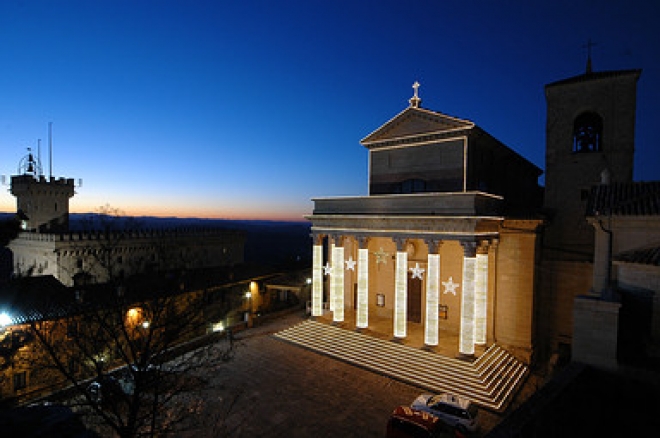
[543,63,641,260]
[10,149,75,233]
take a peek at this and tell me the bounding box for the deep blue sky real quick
[1,0,658,221]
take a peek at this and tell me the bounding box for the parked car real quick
[387,405,466,438]
[410,393,479,434]
[87,375,126,405]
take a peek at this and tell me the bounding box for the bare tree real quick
[27,279,238,437]
[18,207,242,437]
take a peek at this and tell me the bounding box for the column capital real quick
[477,239,491,255]
[311,232,325,246]
[393,237,407,252]
[328,234,344,246]
[424,238,443,254]
[460,240,477,258]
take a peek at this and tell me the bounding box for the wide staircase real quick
[273,319,528,412]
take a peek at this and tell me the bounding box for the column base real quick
[457,352,476,362]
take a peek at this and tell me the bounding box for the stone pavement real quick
[180,310,505,437]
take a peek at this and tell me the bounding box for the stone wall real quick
[572,296,621,370]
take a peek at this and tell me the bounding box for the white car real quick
[411,393,479,433]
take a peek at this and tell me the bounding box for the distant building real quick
[5,150,245,287]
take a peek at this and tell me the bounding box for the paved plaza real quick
[182,310,506,437]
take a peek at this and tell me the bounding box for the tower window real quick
[573,112,603,153]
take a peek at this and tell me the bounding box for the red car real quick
[387,405,466,438]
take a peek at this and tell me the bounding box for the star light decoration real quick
[373,247,389,264]
[323,262,332,276]
[345,256,356,271]
[442,277,460,295]
[409,263,425,280]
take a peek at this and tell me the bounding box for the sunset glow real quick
[0,1,657,221]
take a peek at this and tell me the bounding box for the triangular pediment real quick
[361,107,475,147]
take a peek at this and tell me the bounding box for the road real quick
[177,310,504,437]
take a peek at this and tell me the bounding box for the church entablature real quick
[310,215,501,241]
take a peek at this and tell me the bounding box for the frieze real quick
[310,215,500,241]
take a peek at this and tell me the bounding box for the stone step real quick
[273,319,528,412]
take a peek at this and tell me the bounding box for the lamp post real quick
[245,291,252,327]
[0,312,11,327]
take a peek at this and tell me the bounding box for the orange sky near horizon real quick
[0,193,312,223]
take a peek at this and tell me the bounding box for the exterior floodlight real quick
[0,312,11,327]
[245,291,252,299]
[141,321,150,329]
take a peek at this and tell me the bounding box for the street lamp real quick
[244,291,252,326]
[0,311,11,328]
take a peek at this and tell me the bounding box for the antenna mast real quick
[49,122,53,180]
[37,138,42,178]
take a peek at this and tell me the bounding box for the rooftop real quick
[586,181,660,217]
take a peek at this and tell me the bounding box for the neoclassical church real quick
[308,63,658,369]
[308,83,544,364]
[6,151,245,287]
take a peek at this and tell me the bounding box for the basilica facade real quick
[307,88,543,364]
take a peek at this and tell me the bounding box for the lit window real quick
[13,371,27,391]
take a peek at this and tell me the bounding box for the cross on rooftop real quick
[409,81,422,108]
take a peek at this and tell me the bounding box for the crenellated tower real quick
[10,150,75,233]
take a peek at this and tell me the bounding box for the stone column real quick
[356,236,369,329]
[459,241,477,356]
[475,241,489,345]
[328,239,335,311]
[311,233,324,317]
[424,240,441,346]
[330,235,345,323]
[393,238,408,339]
[486,239,499,344]
[591,220,612,297]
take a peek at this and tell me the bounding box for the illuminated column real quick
[356,237,369,329]
[459,241,477,356]
[424,240,441,346]
[329,240,335,311]
[331,236,345,323]
[474,242,489,345]
[394,238,407,339]
[312,234,324,317]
